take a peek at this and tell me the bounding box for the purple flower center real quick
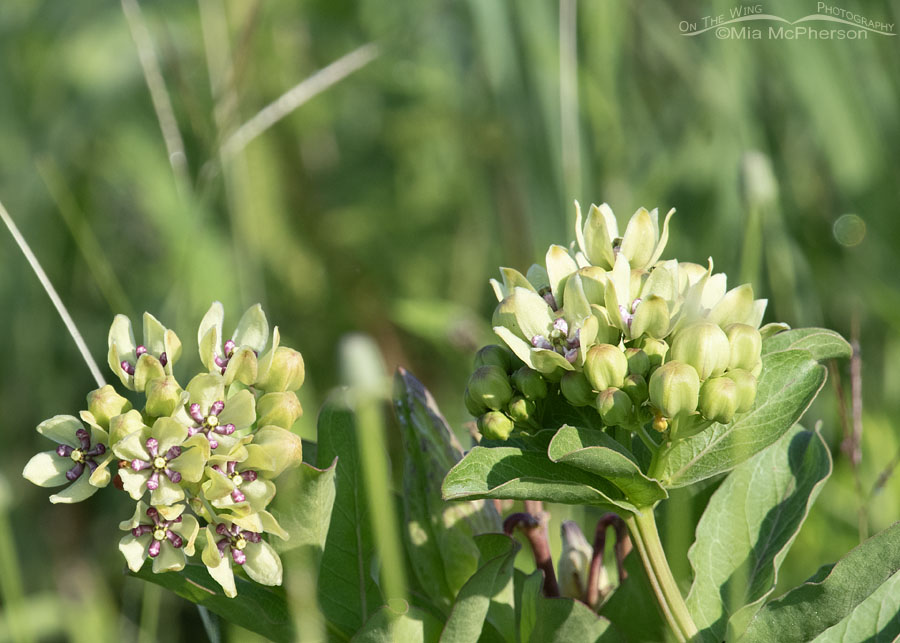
[215,523,262,565]
[56,429,107,481]
[214,340,237,375]
[619,298,642,332]
[532,324,581,364]
[130,438,183,489]
[186,400,235,450]
[212,461,258,503]
[121,344,168,375]
[131,507,184,558]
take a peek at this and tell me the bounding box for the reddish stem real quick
[504,508,559,597]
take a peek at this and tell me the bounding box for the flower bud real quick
[467,365,514,411]
[143,376,182,418]
[725,323,762,372]
[584,344,628,391]
[560,371,595,407]
[86,385,132,427]
[557,521,598,601]
[507,396,536,423]
[625,348,650,377]
[478,412,514,441]
[724,369,758,412]
[512,367,548,400]
[630,295,669,339]
[670,322,730,380]
[474,344,517,373]
[639,338,668,368]
[597,388,633,427]
[256,391,304,429]
[649,361,700,418]
[622,373,649,407]
[699,377,739,424]
[257,347,306,392]
[464,387,488,417]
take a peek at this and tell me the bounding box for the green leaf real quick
[394,369,501,608]
[760,328,851,361]
[442,446,635,512]
[685,425,832,642]
[809,570,900,642]
[351,600,444,643]
[599,547,665,642]
[132,563,292,643]
[547,425,667,507]
[440,534,518,643]
[518,571,621,643]
[269,459,337,556]
[656,349,826,488]
[740,521,900,642]
[316,393,383,639]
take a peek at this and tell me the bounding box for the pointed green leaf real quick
[442,446,635,512]
[439,534,518,643]
[760,328,852,361]
[686,425,832,642]
[599,547,665,642]
[740,521,900,643]
[316,393,383,638]
[518,568,621,643]
[808,570,900,642]
[547,426,667,507]
[394,369,501,608]
[656,349,826,488]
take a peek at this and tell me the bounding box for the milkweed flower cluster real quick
[465,203,788,441]
[23,303,305,597]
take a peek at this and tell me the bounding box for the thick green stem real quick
[625,508,698,642]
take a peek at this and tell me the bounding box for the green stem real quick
[625,508,698,642]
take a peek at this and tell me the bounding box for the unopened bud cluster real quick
[471,202,783,441]
[23,302,306,597]
[465,344,548,440]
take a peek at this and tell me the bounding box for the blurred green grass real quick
[1,0,899,639]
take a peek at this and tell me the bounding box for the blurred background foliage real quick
[1,0,899,640]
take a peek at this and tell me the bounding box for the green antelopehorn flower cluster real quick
[23,302,305,597]
[467,202,788,442]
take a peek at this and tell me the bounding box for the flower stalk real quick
[625,508,698,642]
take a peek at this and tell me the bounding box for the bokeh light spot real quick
[833,214,866,247]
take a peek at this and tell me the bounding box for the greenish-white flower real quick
[201,520,284,598]
[198,302,270,386]
[108,312,182,391]
[22,415,113,503]
[574,202,675,271]
[118,502,199,574]
[113,417,210,506]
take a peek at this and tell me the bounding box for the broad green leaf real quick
[269,459,337,556]
[132,563,292,643]
[517,569,622,643]
[351,601,444,643]
[442,446,635,512]
[394,369,501,608]
[760,328,851,361]
[316,393,383,638]
[547,425,667,507]
[656,349,826,488]
[599,548,665,642]
[685,425,832,642]
[440,534,519,643]
[810,570,900,642]
[740,521,900,642]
